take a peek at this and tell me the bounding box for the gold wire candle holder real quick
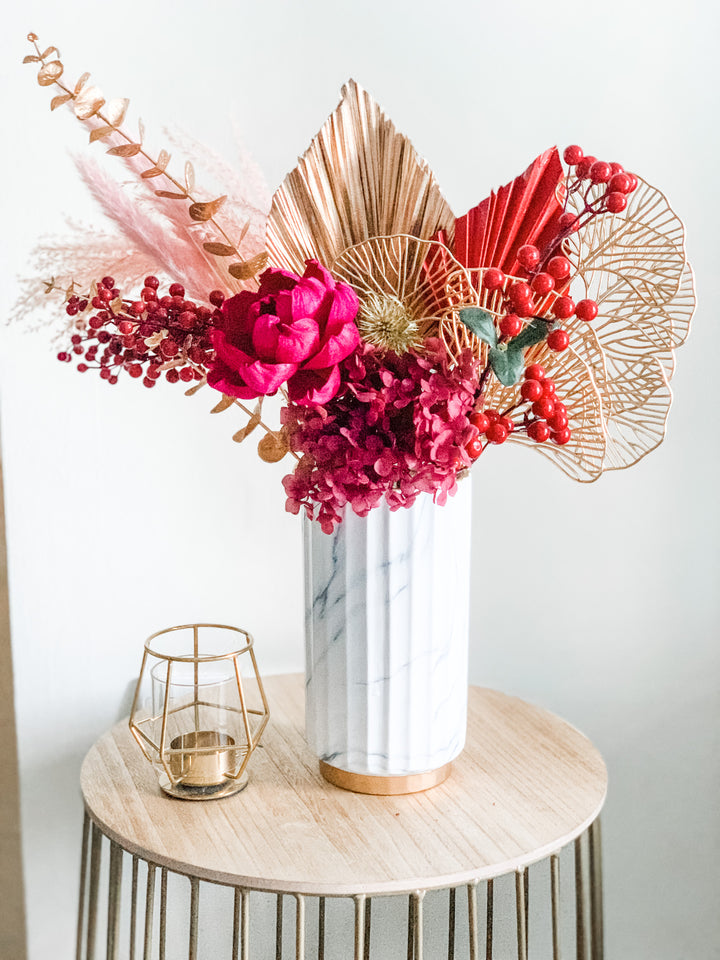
[129,623,269,800]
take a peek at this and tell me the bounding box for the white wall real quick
[1,1,718,957]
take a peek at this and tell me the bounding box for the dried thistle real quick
[357,293,422,353]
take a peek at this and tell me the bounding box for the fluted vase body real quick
[304,481,471,791]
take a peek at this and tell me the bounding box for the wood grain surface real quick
[81,675,607,896]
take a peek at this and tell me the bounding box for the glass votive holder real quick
[129,623,269,799]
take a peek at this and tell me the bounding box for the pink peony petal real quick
[241,359,299,394]
[302,320,360,369]
[207,361,261,400]
[258,268,300,295]
[287,365,341,405]
[302,259,336,289]
[275,317,320,362]
[292,275,327,320]
[251,313,280,360]
[211,329,256,365]
[327,281,360,324]
[273,289,296,324]
[221,290,258,330]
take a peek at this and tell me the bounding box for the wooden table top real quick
[81,674,607,896]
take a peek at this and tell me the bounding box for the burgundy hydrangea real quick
[281,339,481,532]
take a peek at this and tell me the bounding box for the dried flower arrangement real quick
[23,34,694,532]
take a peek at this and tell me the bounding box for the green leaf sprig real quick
[459,307,553,387]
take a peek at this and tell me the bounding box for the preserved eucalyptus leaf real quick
[185,161,195,194]
[228,252,269,280]
[184,378,206,396]
[107,143,142,158]
[188,195,227,222]
[104,98,130,127]
[203,242,236,257]
[257,431,289,462]
[233,413,262,443]
[74,86,105,120]
[51,93,73,111]
[89,125,115,142]
[37,60,63,86]
[74,72,90,94]
[210,395,235,414]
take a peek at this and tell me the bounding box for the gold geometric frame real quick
[129,623,270,799]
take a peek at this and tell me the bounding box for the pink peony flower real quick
[207,260,360,404]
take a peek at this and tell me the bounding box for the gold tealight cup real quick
[168,731,237,787]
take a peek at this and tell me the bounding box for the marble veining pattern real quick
[304,482,472,776]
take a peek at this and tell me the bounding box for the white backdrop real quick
[1,1,718,957]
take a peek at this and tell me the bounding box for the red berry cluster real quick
[562,144,638,218]
[57,276,225,387]
[519,364,571,445]
[464,407,515,459]
[478,142,635,363]
[463,362,571,460]
[482,255,598,354]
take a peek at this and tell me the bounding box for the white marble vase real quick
[304,480,472,794]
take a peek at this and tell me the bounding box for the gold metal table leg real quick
[589,818,605,960]
[575,835,588,960]
[106,841,123,960]
[189,877,200,960]
[354,895,366,960]
[364,896,372,960]
[276,893,284,959]
[485,878,494,960]
[447,887,456,960]
[467,880,479,960]
[515,869,528,960]
[159,867,168,960]
[295,894,305,960]
[76,813,90,960]
[551,853,561,960]
[232,888,242,960]
[143,864,156,960]
[85,822,102,960]
[129,856,139,960]
[318,896,326,960]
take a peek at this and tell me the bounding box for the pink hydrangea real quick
[207,260,360,405]
[282,339,481,533]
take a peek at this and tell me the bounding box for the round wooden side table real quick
[77,675,607,960]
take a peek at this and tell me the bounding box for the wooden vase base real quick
[319,760,452,795]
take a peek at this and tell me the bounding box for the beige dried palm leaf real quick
[266,80,455,275]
